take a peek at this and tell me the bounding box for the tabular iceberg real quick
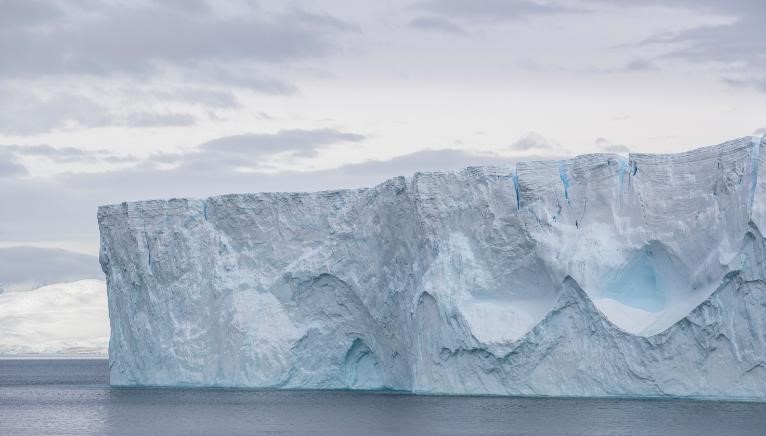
[99,135,766,400]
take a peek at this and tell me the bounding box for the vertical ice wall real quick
[99,136,766,399]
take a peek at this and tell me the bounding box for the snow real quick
[98,135,766,399]
[0,280,108,355]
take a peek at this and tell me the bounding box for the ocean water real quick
[2,359,766,435]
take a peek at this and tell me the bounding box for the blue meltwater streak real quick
[558,161,570,203]
[617,158,628,185]
[617,158,628,203]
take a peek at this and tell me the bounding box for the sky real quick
[0,0,765,261]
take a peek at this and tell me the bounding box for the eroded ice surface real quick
[99,135,766,399]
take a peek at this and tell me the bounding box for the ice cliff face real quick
[99,135,766,399]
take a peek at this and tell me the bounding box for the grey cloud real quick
[0,152,27,178]
[509,132,555,150]
[155,0,212,15]
[623,59,658,72]
[417,0,584,22]
[0,247,101,292]
[0,0,62,29]
[24,129,372,173]
[0,89,111,135]
[0,86,199,134]
[633,0,766,91]
[755,127,766,136]
[591,1,766,87]
[588,0,764,15]
[219,75,297,95]
[185,67,299,95]
[159,87,240,109]
[722,77,766,93]
[659,25,766,93]
[199,129,367,159]
[0,1,358,80]
[0,81,248,136]
[0,144,136,164]
[101,154,140,164]
[409,16,466,35]
[650,23,766,68]
[601,144,630,154]
[125,112,196,128]
[595,137,630,154]
[582,59,660,74]
[289,9,361,33]
[2,144,86,158]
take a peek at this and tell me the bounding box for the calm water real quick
[2,360,766,435]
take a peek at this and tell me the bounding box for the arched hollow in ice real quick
[599,241,684,313]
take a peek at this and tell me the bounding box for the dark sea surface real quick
[2,359,766,436]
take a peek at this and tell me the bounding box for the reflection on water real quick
[2,359,766,436]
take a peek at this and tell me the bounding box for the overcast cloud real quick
[409,16,467,35]
[0,151,27,178]
[633,0,766,92]
[0,0,764,278]
[0,0,355,78]
[416,0,585,22]
[200,129,367,159]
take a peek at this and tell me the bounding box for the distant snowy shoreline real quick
[0,354,107,360]
[0,280,109,356]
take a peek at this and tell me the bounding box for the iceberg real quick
[99,135,766,399]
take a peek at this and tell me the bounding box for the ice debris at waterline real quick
[99,135,766,399]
